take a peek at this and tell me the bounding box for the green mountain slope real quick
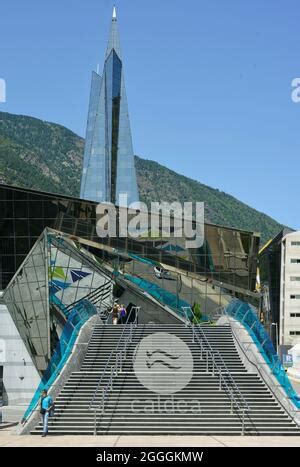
[0,112,83,194]
[0,111,286,244]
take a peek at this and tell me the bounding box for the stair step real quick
[30,323,300,436]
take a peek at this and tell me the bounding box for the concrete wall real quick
[280,231,300,345]
[0,302,40,405]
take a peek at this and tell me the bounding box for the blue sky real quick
[0,0,300,230]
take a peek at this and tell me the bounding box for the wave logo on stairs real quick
[133,332,193,395]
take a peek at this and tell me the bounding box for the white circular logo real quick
[133,332,193,395]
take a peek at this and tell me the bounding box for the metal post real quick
[212,356,215,377]
[271,322,279,353]
[110,366,114,390]
[192,325,195,343]
[176,275,179,312]
[206,350,209,373]
[135,307,139,327]
[230,394,233,414]
[94,408,97,435]
[183,307,189,327]
[219,370,222,391]
[102,388,105,413]
[241,408,245,436]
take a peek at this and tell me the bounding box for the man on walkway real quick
[40,389,53,437]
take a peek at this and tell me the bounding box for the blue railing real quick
[122,273,209,322]
[22,299,97,423]
[127,253,160,267]
[225,299,300,409]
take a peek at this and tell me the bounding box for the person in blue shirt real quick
[40,389,53,437]
[119,304,127,324]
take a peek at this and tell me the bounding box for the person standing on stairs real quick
[40,389,54,437]
[119,304,127,324]
[111,304,120,325]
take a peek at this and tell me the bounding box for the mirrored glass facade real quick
[3,236,49,372]
[3,226,113,373]
[0,184,259,295]
[80,12,139,206]
[0,182,260,376]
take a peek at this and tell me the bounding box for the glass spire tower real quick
[80,7,139,206]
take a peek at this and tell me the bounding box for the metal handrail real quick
[94,319,137,434]
[96,294,113,324]
[196,324,250,412]
[92,308,140,435]
[88,306,138,408]
[88,306,140,434]
[221,309,300,426]
[182,306,251,435]
[63,279,112,315]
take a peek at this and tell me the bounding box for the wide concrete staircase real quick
[31,324,300,435]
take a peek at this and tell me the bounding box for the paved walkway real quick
[0,429,300,447]
[1,404,27,423]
